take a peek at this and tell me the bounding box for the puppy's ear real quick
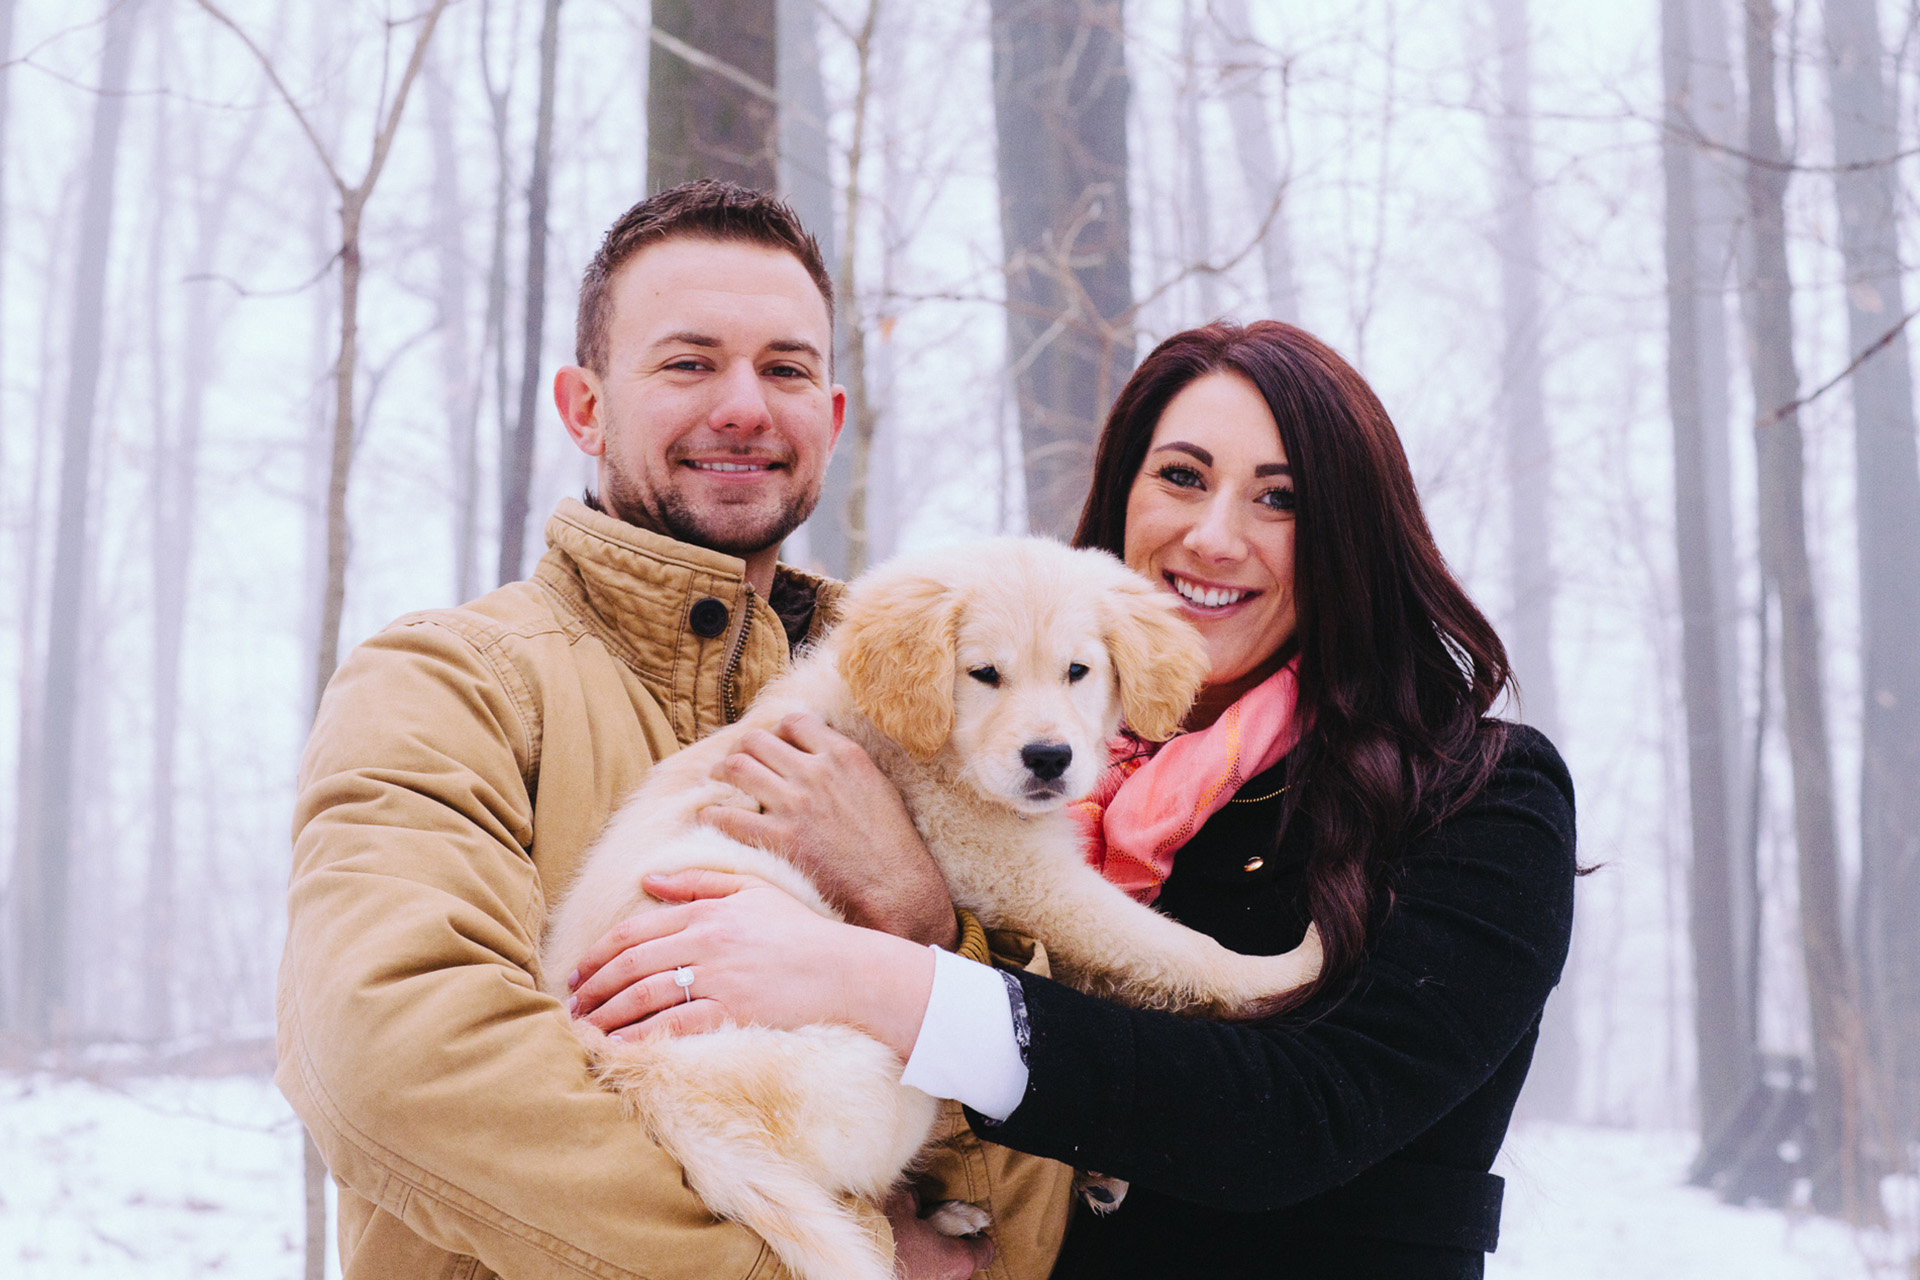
[835,572,959,759]
[1106,574,1210,742]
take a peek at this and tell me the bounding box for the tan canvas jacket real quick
[280,497,1073,1280]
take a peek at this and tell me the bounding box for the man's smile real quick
[683,458,784,474]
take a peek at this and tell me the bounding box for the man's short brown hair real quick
[575,179,835,373]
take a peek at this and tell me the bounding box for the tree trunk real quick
[1180,0,1219,321]
[1214,0,1298,324]
[1742,0,1877,1219]
[777,0,845,575]
[143,57,256,1045]
[497,0,561,586]
[1491,0,1574,1124]
[988,0,1135,537]
[0,0,18,492]
[865,18,908,567]
[836,0,882,577]
[311,202,366,711]
[303,1130,327,1280]
[479,0,517,591]
[648,0,778,193]
[1823,0,1920,1152]
[1663,0,1752,1142]
[142,17,178,1044]
[426,52,481,603]
[1689,0,1762,1079]
[19,0,142,1044]
[5,166,73,1034]
[1491,0,1558,744]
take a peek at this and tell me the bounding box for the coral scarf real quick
[1074,661,1301,904]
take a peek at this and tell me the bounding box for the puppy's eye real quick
[1067,663,1090,683]
[968,666,1001,687]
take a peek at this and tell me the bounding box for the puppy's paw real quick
[1294,921,1324,979]
[1072,1171,1128,1215]
[923,1199,992,1237]
[1221,921,1326,1021]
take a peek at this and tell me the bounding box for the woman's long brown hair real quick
[1073,321,1511,1001]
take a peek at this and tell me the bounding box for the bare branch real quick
[191,0,347,195]
[1760,304,1920,426]
[647,23,778,104]
[183,249,343,299]
[357,0,454,199]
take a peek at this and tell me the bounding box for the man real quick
[281,181,1071,1280]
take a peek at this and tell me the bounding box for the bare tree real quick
[648,0,779,192]
[1491,0,1558,744]
[779,0,847,575]
[194,0,453,709]
[5,174,74,1032]
[478,0,522,590]
[1662,0,1752,1141]
[134,8,266,1049]
[0,0,18,492]
[1213,0,1298,323]
[497,0,561,585]
[827,0,883,577]
[426,49,482,603]
[1741,0,1877,1218]
[1488,0,1576,1123]
[989,0,1135,537]
[778,0,850,575]
[1180,0,1220,321]
[15,0,145,1044]
[192,3,453,1269]
[1689,0,1762,1096]
[1822,0,1920,1150]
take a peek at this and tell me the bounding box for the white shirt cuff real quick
[898,945,1030,1121]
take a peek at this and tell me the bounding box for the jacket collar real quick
[533,497,840,739]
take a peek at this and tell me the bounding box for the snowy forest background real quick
[4,0,1920,1273]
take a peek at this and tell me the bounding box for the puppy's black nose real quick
[1021,742,1072,781]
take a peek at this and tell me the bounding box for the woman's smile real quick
[1165,571,1261,612]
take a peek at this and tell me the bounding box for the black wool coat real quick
[971,723,1577,1280]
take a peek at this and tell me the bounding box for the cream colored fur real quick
[540,537,1323,1280]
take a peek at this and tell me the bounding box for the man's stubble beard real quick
[601,458,823,558]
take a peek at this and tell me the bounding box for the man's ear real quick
[828,384,847,451]
[555,366,605,457]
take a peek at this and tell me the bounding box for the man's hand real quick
[886,1187,994,1279]
[699,712,957,948]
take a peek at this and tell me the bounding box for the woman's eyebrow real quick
[1152,441,1213,465]
[1150,441,1291,476]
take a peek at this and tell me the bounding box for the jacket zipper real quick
[719,583,755,724]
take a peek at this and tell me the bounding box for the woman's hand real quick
[697,712,958,948]
[565,869,936,1060]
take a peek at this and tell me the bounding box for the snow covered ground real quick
[1491,1123,1914,1279]
[1,1073,331,1279]
[2,1071,1913,1278]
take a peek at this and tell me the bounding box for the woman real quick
[569,321,1576,1279]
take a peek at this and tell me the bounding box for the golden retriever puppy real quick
[540,538,1323,1280]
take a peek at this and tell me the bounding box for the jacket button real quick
[689,597,730,639]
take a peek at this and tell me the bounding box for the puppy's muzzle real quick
[1020,741,1073,795]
